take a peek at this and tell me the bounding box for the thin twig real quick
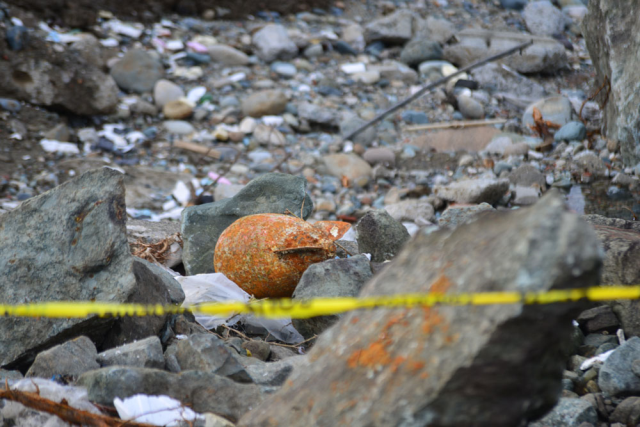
[404,118,508,132]
[341,40,534,143]
[220,324,317,349]
[0,386,155,427]
[579,75,611,124]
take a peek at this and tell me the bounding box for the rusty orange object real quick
[312,221,351,241]
[214,213,337,299]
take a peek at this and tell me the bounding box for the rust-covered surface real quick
[214,213,336,299]
[312,220,351,241]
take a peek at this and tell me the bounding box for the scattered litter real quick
[114,394,204,426]
[341,63,366,74]
[177,273,304,343]
[580,349,615,371]
[208,171,232,185]
[172,181,191,206]
[39,139,80,154]
[187,86,207,104]
[262,116,284,126]
[107,20,143,38]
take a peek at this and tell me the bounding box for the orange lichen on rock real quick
[312,220,351,241]
[347,341,392,369]
[214,213,336,299]
[429,274,453,295]
[421,307,445,334]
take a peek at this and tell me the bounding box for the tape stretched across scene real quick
[1,285,640,319]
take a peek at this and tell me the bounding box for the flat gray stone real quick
[364,10,415,44]
[252,24,298,63]
[434,178,510,204]
[26,336,99,379]
[529,398,598,427]
[181,173,313,275]
[97,336,165,369]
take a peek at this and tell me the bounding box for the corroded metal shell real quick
[214,213,337,299]
[312,220,351,241]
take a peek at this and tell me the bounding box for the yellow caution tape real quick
[2,285,640,319]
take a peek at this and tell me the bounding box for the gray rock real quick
[500,0,528,9]
[584,216,640,337]
[270,61,297,78]
[169,333,251,382]
[292,255,373,339]
[0,369,23,382]
[97,336,164,369]
[599,337,640,396]
[163,120,195,135]
[245,356,309,386]
[102,257,185,349]
[434,178,510,204]
[123,166,193,210]
[298,102,338,126]
[414,16,455,45]
[576,305,619,334]
[242,90,288,118]
[364,10,415,44]
[110,49,164,93]
[571,152,606,177]
[471,63,547,101]
[43,123,70,142]
[457,94,485,120]
[444,30,567,74]
[609,396,640,425]
[26,336,99,379]
[523,1,566,36]
[584,0,640,166]
[356,210,410,263]
[523,96,575,128]
[529,398,598,427]
[438,203,495,228]
[78,367,264,422]
[214,184,246,201]
[555,121,588,142]
[0,168,135,368]
[508,164,547,188]
[242,341,271,362]
[340,113,376,145]
[238,191,602,426]
[252,24,298,63]
[0,31,118,115]
[153,79,184,108]
[513,186,540,205]
[126,219,182,268]
[303,43,323,58]
[369,61,418,84]
[70,33,103,69]
[384,199,436,224]
[181,173,312,275]
[363,147,395,166]
[323,154,372,186]
[400,39,442,67]
[208,44,250,66]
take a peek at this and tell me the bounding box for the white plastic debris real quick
[100,37,119,47]
[176,273,304,344]
[4,378,100,419]
[39,139,80,154]
[187,86,207,104]
[172,181,191,206]
[107,20,143,38]
[165,40,185,51]
[403,222,420,236]
[341,63,366,74]
[114,394,204,426]
[617,328,626,344]
[228,72,247,82]
[580,349,615,371]
[261,116,284,126]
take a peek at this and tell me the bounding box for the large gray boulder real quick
[0,168,184,369]
[77,367,264,422]
[0,27,118,115]
[239,191,602,426]
[0,168,133,368]
[584,0,640,166]
[181,173,313,275]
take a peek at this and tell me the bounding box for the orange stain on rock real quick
[429,274,453,295]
